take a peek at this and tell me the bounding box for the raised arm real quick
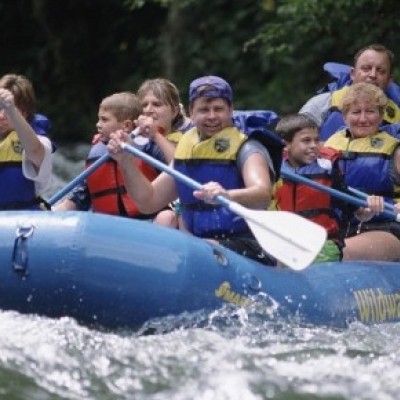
[0,88,45,171]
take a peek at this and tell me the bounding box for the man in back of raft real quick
[107,75,276,265]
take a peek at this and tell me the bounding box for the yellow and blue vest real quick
[0,131,39,210]
[325,129,400,221]
[174,127,248,237]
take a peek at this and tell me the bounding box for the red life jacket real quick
[86,137,159,217]
[275,149,342,239]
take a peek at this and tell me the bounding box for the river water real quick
[2,145,400,400]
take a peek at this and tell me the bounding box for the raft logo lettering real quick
[12,140,23,154]
[215,281,250,306]
[214,138,230,153]
[354,288,400,323]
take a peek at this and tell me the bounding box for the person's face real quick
[286,128,320,168]
[351,50,392,90]
[190,98,232,139]
[96,109,124,142]
[344,98,383,139]
[141,91,178,133]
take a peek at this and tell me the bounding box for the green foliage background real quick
[1,0,399,144]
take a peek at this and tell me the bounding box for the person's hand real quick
[107,130,130,162]
[355,195,385,222]
[394,203,400,214]
[0,88,14,110]
[193,181,229,204]
[134,115,158,140]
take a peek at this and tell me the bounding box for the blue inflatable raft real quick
[1,211,400,330]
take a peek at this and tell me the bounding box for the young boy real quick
[54,92,161,218]
[273,113,350,262]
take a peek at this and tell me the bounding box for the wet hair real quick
[275,113,318,142]
[137,78,184,130]
[99,92,141,122]
[0,74,36,119]
[353,44,394,74]
[340,82,388,116]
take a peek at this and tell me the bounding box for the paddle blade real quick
[230,206,327,270]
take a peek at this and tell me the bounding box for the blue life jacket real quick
[29,113,57,152]
[174,127,249,238]
[326,129,400,223]
[0,131,40,210]
[29,113,51,136]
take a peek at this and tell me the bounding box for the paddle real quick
[48,153,110,206]
[280,170,400,222]
[120,142,327,270]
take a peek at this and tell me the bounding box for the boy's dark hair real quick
[275,113,318,142]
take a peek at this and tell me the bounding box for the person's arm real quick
[0,88,46,171]
[108,130,178,214]
[53,183,91,211]
[135,115,178,163]
[22,135,52,190]
[193,143,272,209]
[54,198,78,211]
[236,140,273,207]
[299,92,332,127]
[392,145,400,216]
[151,130,177,163]
[393,145,400,182]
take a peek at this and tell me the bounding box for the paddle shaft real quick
[48,153,110,206]
[120,142,229,204]
[348,186,395,212]
[281,170,399,221]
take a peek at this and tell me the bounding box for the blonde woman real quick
[324,82,400,261]
[136,78,191,228]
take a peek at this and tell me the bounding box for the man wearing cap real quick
[107,75,276,264]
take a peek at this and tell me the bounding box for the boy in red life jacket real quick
[53,92,163,218]
[272,113,354,262]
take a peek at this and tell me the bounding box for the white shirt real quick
[299,92,332,127]
[22,135,53,195]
